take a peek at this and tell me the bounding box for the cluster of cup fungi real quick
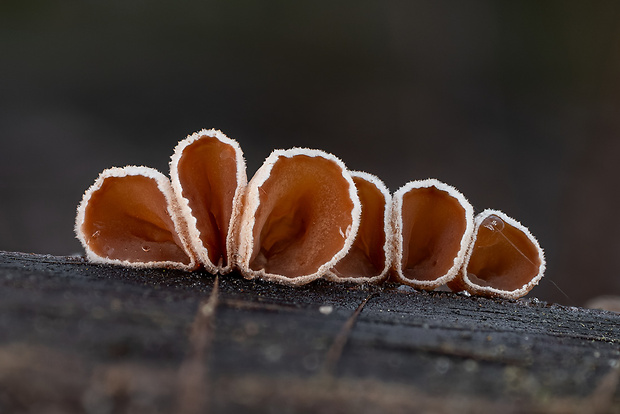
[76,129,545,299]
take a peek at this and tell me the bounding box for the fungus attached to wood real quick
[170,129,247,274]
[447,209,545,299]
[75,166,198,271]
[237,148,361,285]
[74,128,547,299]
[325,171,392,283]
[391,179,474,290]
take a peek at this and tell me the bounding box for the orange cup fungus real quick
[76,129,546,299]
[325,171,392,284]
[75,166,198,271]
[391,179,474,290]
[169,129,246,274]
[237,148,360,285]
[447,209,545,299]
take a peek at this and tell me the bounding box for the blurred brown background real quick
[1,1,619,306]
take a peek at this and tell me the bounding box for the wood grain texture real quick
[0,251,618,413]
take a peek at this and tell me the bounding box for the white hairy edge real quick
[75,166,199,271]
[237,148,362,285]
[324,170,393,284]
[391,178,475,289]
[169,129,247,274]
[459,209,546,299]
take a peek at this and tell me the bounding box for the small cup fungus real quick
[447,209,546,299]
[325,171,392,284]
[170,129,246,274]
[391,179,474,290]
[75,166,198,271]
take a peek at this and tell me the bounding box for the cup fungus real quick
[236,148,361,285]
[75,166,198,271]
[391,179,474,290]
[447,209,545,299]
[170,129,247,274]
[325,171,392,283]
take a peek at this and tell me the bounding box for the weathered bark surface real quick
[0,250,618,413]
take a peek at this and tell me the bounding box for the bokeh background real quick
[1,1,619,306]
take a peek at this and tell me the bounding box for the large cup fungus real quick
[236,149,361,285]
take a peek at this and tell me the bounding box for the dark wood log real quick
[0,250,618,413]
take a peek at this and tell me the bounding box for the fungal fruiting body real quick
[236,149,361,285]
[325,171,392,283]
[447,209,546,299]
[75,128,547,299]
[391,179,474,290]
[75,166,198,271]
[170,129,247,274]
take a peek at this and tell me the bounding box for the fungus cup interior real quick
[332,175,387,278]
[400,186,467,282]
[82,175,191,265]
[249,155,354,278]
[174,135,239,267]
[466,214,541,291]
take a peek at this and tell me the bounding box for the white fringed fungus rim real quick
[75,166,198,271]
[324,170,393,283]
[169,128,247,274]
[459,209,546,299]
[391,178,475,289]
[237,148,362,285]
